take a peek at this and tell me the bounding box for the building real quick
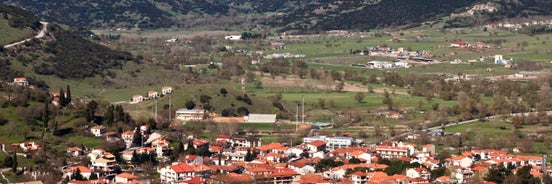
[303,136,354,150]
[148,91,159,99]
[224,35,242,40]
[244,114,277,123]
[91,157,118,177]
[13,77,29,86]
[115,173,139,183]
[230,136,262,148]
[159,163,195,183]
[162,86,173,95]
[90,125,106,137]
[122,130,134,148]
[65,166,92,180]
[131,95,144,103]
[175,109,206,121]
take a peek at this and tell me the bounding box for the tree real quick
[220,88,228,97]
[66,85,72,106]
[318,98,325,109]
[515,165,540,184]
[484,165,513,184]
[59,88,66,107]
[199,95,212,104]
[85,100,98,122]
[71,168,85,181]
[335,81,345,92]
[42,99,49,140]
[382,90,394,110]
[2,155,13,168]
[89,172,98,180]
[354,92,365,103]
[12,152,17,173]
[185,100,196,109]
[244,149,255,161]
[348,157,361,164]
[104,105,114,126]
[236,107,249,116]
[132,130,142,147]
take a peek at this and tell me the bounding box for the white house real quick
[131,95,144,103]
[13,77,29,86]
[90,125,106,137]
[115,173,139,183]
[65,166,92,180]
[406,167,430,180]
[303,136,354,150]
[148,90,159,99]
[159,162,196,183]
[162,86,173,95]
[224,35,242,40]
[122,130,134,148]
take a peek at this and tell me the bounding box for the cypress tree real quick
[66,85,71,106]
[12,152,17,173]
[132,129,142,147]
[71,168,84,181]
[42,99,49,139]
[59,88,66,107]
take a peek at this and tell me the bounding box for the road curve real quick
[4,21,48,48]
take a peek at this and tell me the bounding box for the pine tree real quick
[66,85,71,106]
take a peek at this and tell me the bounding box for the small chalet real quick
[13,77,29,86]
[148,90,159,99]
[131,94,144,103]
[162,86,173,95]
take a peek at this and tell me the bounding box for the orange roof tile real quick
[116,173,138,179]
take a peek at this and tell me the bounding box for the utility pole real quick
[168,93,172,123]
[296,102,299,132]
[301,96,305,125]
[154,99,158,122]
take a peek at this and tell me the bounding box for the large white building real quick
[175,109,206,121]
[303,136,354,150]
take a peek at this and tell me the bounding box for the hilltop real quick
[2,0,552,32]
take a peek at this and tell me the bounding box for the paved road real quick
[4,21,49,48]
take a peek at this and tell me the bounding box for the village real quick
[4,121,547,184]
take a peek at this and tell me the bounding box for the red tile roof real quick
[116,172,138,179]
[169,163,195,173]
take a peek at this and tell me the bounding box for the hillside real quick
[6,0,552,32]
[0,4,137,89]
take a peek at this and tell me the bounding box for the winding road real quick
[4,21,49,48]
